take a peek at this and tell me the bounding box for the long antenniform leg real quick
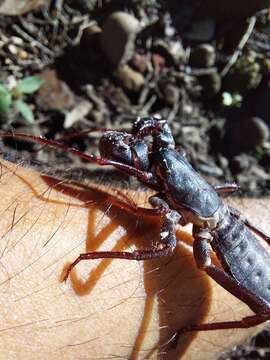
[56,127,107,141]
[168,235,270,349]
[56,125,134,141]
[63,199,180,282]
[0,131,158,187]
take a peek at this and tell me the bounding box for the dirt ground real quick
[0,1,270,359]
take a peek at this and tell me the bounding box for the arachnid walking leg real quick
[169,234,270,349]
[230,207,270,246]
[214,183,240,194]
[109,192,175,218]
[106,194,166,217]
[63,201,180,281]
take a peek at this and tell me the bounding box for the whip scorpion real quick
[0,116,269,347]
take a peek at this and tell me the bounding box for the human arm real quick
[0,158,266,359]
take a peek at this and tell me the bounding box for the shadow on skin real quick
[0,158,211,359]
[41,175,211,359]
[0,158,267,360]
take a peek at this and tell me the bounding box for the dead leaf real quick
[37,70,75,111]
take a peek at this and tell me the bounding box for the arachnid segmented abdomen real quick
[212,213,270,305]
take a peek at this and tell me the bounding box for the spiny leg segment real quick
[63,197,180,282]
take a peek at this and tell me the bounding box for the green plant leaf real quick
[0,84,9,93]
[15,99,35,124]
[16,76,44,94]
[0,86,12,113]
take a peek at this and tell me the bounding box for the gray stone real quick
[80,24,101,47]
[100,11,140,66]
[190,44,216,68]
[225,117,269,155]
[113,65,144,92]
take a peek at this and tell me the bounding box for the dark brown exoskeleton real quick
[1,117,270,347]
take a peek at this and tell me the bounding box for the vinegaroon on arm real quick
[0,116,269,349]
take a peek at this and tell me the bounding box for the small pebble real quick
[18,49,28,60]
[224,117,269,155]
[169,41,185,64]
[11,36,23,46]
[100,11,140,66]
[113,65,145,92]
[152,40,180,66]
[80,24,102,48]
[190,44,216,68]
[7,44,18,55]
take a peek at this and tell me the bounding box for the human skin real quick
[0,158,268,360]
